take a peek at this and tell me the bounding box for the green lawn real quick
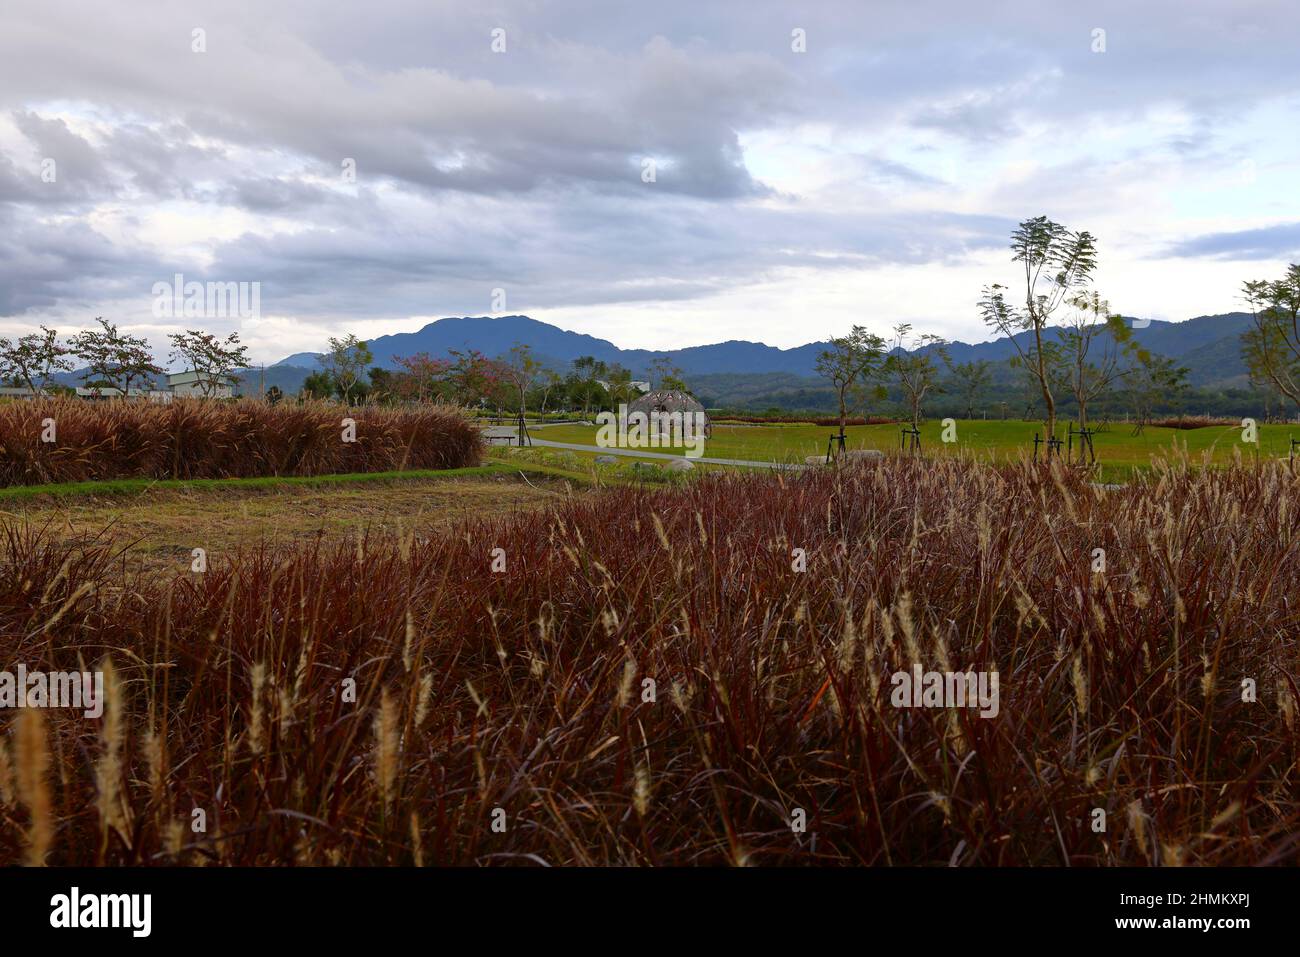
[536,419,1298,476]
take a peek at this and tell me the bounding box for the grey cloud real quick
[219,175,336,212]
[856,155,945,187]
[4,111,237,206]
[0,8,787,203]
[1,0,1298,337]
[0,206,184,316]
[1167,223,1300,260]
[187,187,1011,323]
[12,112,106,183]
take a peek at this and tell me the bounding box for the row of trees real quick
[816,216,1191,440]
[0,317,686,416]
[0,318,249,397]
[302,339,690,414]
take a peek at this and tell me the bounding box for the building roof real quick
[168,370,238,385]
[596,379,651,394]
[627,389,708,417]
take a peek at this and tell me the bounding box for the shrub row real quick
[1147,414,1244,430]
[0,398,482,486]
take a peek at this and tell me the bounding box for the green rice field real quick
[534,417,1298,477]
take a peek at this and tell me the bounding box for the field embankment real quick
[0,398,483,487]
[1,457,1298,865]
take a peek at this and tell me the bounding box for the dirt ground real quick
[0,473,569,575]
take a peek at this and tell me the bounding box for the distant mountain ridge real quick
[275,315,829,377]
[273,311,1255,386]
[45,311,1255,405]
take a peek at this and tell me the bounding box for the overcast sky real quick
[1,0,1297,362]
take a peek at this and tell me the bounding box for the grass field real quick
[3,406,1299,868]
[537,418,1298,476]
[4,456,1298,866]
[0,465,580,574]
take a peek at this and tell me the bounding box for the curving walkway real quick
[524,437,808,471]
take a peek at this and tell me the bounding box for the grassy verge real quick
[0,460,594,502]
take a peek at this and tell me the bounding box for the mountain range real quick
[274,315,830,377]
[45,311,1258,411]
[269,311,1256,388]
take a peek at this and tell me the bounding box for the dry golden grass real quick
[0,474,566,574]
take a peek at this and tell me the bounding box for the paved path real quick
[525,437,808,471]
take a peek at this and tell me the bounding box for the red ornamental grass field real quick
[1,456,1298,865]
[0,397,483,486]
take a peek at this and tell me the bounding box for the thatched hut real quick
[626,389,711,440]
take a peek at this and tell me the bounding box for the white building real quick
[60,371,236,401]
[167,370,238,398]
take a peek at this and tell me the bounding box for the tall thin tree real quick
[980,216,1099,443]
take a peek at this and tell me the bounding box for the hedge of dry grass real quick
[715,414,896,426]
[1,455,1298,865]
[1147,415,1245,430]
[0,398,482,486]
